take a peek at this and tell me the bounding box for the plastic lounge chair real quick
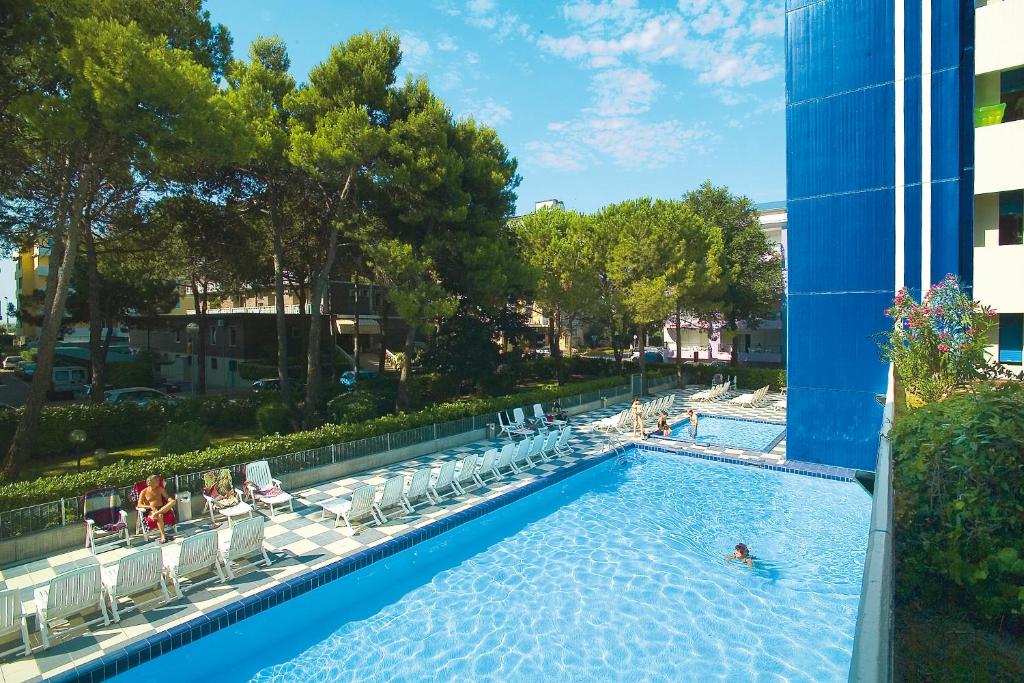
[162,529,226,595]
[554,426,574,456]
[509,438,534,474]
[539,430,559,461]
[452,455,478,495]
[34,564,109,649]
[495,443,518,476]
[402,468,432,513]
[245,460,294,517]
[201,469,254,529]
[82,487,130,554]
[0,589,30,657]
[512,407,529,430]
[101,547,171,622]
[498,411,530,439]
[132,478,177,542]
[473,448,500,487]
[218,516,272,580]
[595,410,627,432]
[373,475,407,523]
[427,461,458,503]
[528,433,546,463]
[320,485,378,531]
[731,385,769,407]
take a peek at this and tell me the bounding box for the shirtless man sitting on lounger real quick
[139,475,177,543]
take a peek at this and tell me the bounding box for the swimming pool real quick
[117,449,870,682]
[659,414,786,451]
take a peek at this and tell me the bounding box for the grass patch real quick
[17,429,260,482]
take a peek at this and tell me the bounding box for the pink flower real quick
[940,331,949,340]
[946,273,956,281]
[938,343,950,353]
[988,310,998,318]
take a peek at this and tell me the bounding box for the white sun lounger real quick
[473,449,498,488]
[101,547,171,622]
[498,411,531,439]
[202,487,254,528]
[428,460,458,503]
[452,455,478,494]
[538,430,559,461]
[162,530,226,596]
[510,437,535,473]
[528,432,546,462]
[373,475,407,523]
[595,410,627,432]
[0,589,30,657]
[496,442,518,476]
[512,407,529,430]
[319,484,377,531]
[218,516,272,580]
[554,426,574,456]
[731,385,770,407]
[245,460,294,517]
[402,468,432,513]
[33,564,110,649]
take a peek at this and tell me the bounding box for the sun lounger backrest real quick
[176,530,219,577]
[226,517,265,562]
[46,565,102,621]
[497,443,515,469]
[350,485,377,518]
[542,430,558,453]
[379,476,406,509]
[245,461,273,489]
[533,403,544,420]
[407,468,431,498]
[477,450,496,475]
[0,589,23,634]
[434,460,456,490]
[456,455,478,483]
[115,547,163,595]
[530,434,545,458]
[557,427,572,449]
[513,407,527,425]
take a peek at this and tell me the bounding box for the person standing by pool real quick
[687,408,699,438]
[630,397,643,437]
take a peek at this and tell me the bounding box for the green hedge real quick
[891,382,1024,621]
[0,395,268,459]
[0,375,633,512]
[686,364,785,391]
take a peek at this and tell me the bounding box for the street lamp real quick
[186,322,199,395]
[69,429,87,470]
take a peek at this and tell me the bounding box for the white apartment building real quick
[974,0,1024,367]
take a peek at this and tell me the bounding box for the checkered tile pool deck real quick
[0,386,786,683]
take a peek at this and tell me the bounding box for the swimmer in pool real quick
[724,543,754,568]
[687,408,698,438]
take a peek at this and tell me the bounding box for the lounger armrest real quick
[86,518,96,528]
[271,478,282,487]
[118,509,128,524]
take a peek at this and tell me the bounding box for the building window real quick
[210,327,217,345]
[998,314,1023,365]
[1001,67,1024,123]
[998,190,1023,246]
[174,329,181,344]
[229,326,237,346]
[210,357,218,370]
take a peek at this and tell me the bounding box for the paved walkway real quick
[0,386,786,682]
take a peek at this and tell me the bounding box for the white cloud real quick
[468,97,512,127]
[465,51,480,65]
[588,68,661,116]
[399,31,432,72]
[457,0,533,42]
[562,0,643,31]
[437,34,459,51]
[526,140,587,171]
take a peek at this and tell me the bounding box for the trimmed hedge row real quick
[0,396,268,459]
[687,364,786,391]
[0,375,633,512]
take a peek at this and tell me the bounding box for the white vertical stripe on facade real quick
[921,0,932,289]
[894,0,905,293]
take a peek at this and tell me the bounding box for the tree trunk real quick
[191,277,208,395]
[637,326,647,395]
[377,296,390,373]
[1,178,87,480]
[674,305,683,387]
[270,196,295,422]
[353,276,361,373]
[84,226,106,403]
[708,323,715,360]
[546,310,555,354]
[728,319,739,367]
[396,324,416,412]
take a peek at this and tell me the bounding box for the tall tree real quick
[0,2,251,479]
[286,31,396,427]
[684,182,784,365]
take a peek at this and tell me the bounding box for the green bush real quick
[327,391,382,424]
[687,365,785,391]
[158,421,210,455]
[19,349,37,362]
[106,361,155,388]
[256,402,292,436]
[891,382,1024,621]
[0,375,634,512]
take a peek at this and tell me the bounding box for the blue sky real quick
[1,0,786,305]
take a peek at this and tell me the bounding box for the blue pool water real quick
[118,450,870,682]
[661,414,786,451]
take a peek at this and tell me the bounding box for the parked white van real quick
[48,366,88,399]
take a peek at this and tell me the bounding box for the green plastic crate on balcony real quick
[974,102,1005,127]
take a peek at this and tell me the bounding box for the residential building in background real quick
[786,0,974,470]
[662,203,788,365]
[973,0,1024,367]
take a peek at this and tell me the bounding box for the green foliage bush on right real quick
[891,382,1024,621]
[159,421,210,455]
[256,402,292,436]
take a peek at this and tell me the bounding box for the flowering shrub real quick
[881,274,997,402]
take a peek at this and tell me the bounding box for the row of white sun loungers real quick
[320,427,575,532]
[730,385,771,407]
[1,516,271,654]
[594,394,675,433]
[497,404,567,439]
[691,380,731,402]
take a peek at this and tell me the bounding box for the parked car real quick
[338,369,377,389]
[17,361,36,379]
[251,378,280,393]
[2,356,22,369]
[46,366,88,400]
[104,387,176,406]
[629,350,666,363]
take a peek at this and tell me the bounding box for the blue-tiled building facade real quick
[785,0,974,470]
